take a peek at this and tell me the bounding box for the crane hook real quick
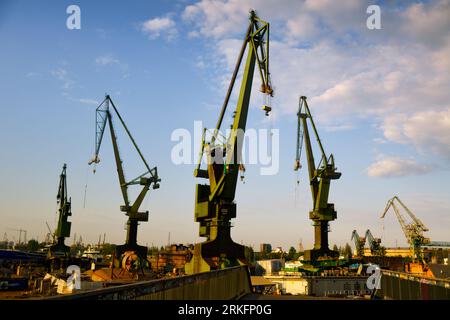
[239,164,246,183]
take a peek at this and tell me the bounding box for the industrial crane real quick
[365,229,384,256]
[88,95,160,266]
[45,221,55,244]
[351,230,366,257]
[185,10,273,274]
[7,228,27,245]
[48,164,72,257]
[294,96,340,263]
[381,196,429,262]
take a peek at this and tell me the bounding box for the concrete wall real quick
[306,276,370,296]
[263,276,308,295]
[263,275,370,296]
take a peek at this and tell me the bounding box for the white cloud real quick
[141,17,177,41]
[95,55,120,66]
[78,98,99,106]
[51,67,74,89]
[181,0,450,159]
[382,107,450,159]
[94,55,129,78]
[401,0,450,48]
[26,72,39,78]
[367,156,431,178]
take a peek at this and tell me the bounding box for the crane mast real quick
[49,164,72,257]
[381,196,429,262]
[89,95,160,263]
[186,10,273,274]
[295,96,341,263]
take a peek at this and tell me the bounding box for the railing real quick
[380,269,450,300]
[40,266,252,300]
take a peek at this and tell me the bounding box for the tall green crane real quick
[89,95,160,263]
[49,164,72,257]
[185,10,273,274]
[294,96,340,263]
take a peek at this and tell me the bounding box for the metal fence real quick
[41,266,252,300]
[380,269,450,300]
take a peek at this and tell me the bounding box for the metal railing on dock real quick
[40,266,252,300]
[380,269,450,300]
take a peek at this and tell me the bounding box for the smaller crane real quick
[351,230,366,257]
[7,228,27,245]
[294,96,341,263]
[49,164,72,257]
[365,229,384,256]
[381,196,429,262]
[88,95,160,267]
[45,221,55,244]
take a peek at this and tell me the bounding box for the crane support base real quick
[185,238,247,274]
[304,248,339,264]
[115,243,148,263]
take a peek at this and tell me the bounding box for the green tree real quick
[27,239,39,252]
[333,244,339,252]
[344,243,353,259]
[287,247,296,261]
[100,243,116,255]
[245,246,255,263]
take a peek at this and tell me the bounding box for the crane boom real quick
[186,10,273,274]
[88,95,160,261]
[351,230,366,257]
[365,229,383,256]
[394,196,428,232]
[381,196,429,262]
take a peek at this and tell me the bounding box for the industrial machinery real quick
[381,196,430,262]
[351,230,366,257]
[365,229,384,256]
[185,10,273,274]
[7,228,27,245]
[48,164,72,257]
[422,241,450,248]
[88,95,160,266]
[294,96,340,263]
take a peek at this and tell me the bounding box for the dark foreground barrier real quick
[380,269,450,300]
[41,266,252,300]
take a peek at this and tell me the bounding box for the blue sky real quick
[1,0,449,251]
